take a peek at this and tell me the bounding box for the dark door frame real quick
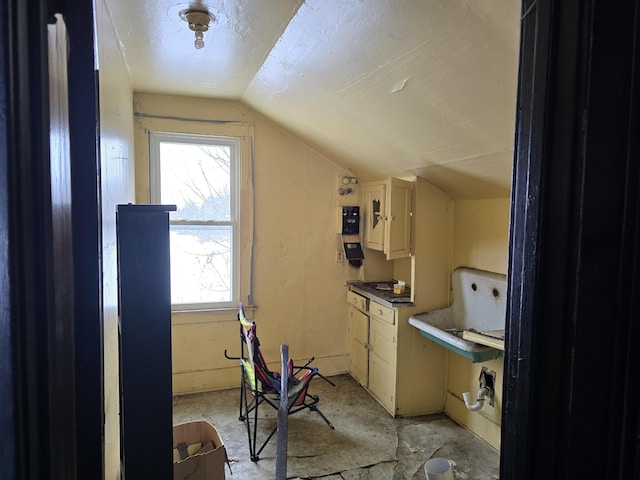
[1,0,60,477]
[1,0,103,478]
[63,1,105,478]
[501,0,640,478]
[1,0,639,478]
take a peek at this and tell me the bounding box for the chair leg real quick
[242,386,253,457]
[289,391,335,430]
[238,365,247,420]
[309,404,335,430]
[238,369,259,460]
[254,423,278,460]
[239,369,246,421]
[242,391,335,461]
[250,392,260,461]
[246,395,287,462]
[316,372,337,387]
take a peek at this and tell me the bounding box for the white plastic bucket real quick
[424,457,455,480]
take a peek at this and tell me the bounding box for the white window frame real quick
[149,131,241,310]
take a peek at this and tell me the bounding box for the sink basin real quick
[409,267,506,362]
[409,313,502,362]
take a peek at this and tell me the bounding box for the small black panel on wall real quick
[342,206,360,234]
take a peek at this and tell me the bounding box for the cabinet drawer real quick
[369,300,395,325]
[347,291,368,311]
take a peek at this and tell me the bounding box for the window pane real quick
[159,142,231,221]
[170,225,232,304]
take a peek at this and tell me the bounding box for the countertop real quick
[347,281,414,308]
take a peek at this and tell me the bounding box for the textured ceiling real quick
[105,0,520,198]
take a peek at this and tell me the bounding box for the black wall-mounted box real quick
[341,206,360,234]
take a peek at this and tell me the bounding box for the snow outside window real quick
[149,131,240,310]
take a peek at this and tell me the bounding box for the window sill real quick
[171,305,255,325]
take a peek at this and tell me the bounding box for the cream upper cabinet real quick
[363,182,386,251]
[363,178,412,259]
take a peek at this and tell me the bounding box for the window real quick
[149,132,240,310]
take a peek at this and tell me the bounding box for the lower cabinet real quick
[348,305,369,387]
[368,316,397,411]
[347,291,398,414]
[347,288,447,416]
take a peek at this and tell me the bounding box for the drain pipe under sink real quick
[462,386,492,411]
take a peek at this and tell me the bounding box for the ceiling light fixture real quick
[180,9,214,49]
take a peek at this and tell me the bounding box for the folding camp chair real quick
[224,303,335,461]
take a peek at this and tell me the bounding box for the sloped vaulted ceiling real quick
[105,0,520,198]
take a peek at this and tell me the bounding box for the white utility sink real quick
[409,267,506,362]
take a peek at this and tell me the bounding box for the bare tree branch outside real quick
[158,139,235,305]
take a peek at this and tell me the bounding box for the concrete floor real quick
[173,374,500,479]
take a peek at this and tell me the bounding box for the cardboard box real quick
[173,421,227,480]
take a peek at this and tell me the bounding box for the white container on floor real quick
[424,457,455,480]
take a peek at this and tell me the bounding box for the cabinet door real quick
[363,183,386,251]
[368,316,397,413]
[385,178,412,259]
[348,305,369,386]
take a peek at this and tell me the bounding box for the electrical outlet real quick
[336,250,344,263]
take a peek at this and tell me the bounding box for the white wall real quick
[95,1,136,478]
[133,93,361,395]
[446,198,511,451]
